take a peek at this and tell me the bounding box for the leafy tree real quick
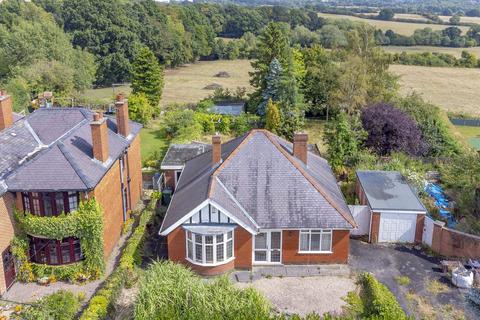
[131,47,164,115]
[361,103,428,156]
[378,9,395,21]
[162,108,202,142]
[449,14,461,25]
[333,56,368,114]
[460,50,477,67]
[318,25,348,48]
[128,93,153,125]
[324,112,364,173]
[303,45,340,118]
[265,99,280,134]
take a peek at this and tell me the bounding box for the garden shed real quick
[356,170,427,243]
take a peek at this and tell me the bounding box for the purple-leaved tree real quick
[361,103,428,156]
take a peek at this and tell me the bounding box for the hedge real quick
[80,193,160,320]
[359,273,408,320]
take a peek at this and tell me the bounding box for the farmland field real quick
[318,12,470,35]
[383,45,480,57]
[439,15,480,24]
[389,64,480,116]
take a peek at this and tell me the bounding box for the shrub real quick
[361,103,428,156]
[134,261,271,320]
[15,290,81,320]
[359,273,407,320]
[162,108,202,142]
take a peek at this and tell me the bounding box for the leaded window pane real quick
[255,233,267,249]
[216,234,224,243]
[187,240,193,260]
[205,236,213,244]
[205,246,213,263]
[271,250,281,262]
[195,244,202,262]
[254,251,266,262]
[217,243,224,262]
[226,239,233,258]
[271,232,281,249]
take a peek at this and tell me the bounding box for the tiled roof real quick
[160,130,355,234]
[0,108,142,194]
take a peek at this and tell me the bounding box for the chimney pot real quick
[293,133,308,165]
[91,112,109,163]
[115,93,130,138]
[212,135,222,164]
[0,90,13,131]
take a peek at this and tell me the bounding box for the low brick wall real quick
[431,221,480,259]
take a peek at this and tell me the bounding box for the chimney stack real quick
[212,135,222,165]
[91,112,110,163]
[115,93,130,138]
[0,90,13,131]
[293,133,308,165]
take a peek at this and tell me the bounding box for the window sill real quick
[297,251,333,255]
[186,256,235,267]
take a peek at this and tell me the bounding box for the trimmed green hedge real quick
[80,194,160,320]
[12,199,104,282]
[359,273,408,320]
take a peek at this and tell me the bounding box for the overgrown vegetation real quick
[12,199,104,283]
[80,193,160,320]
[13,290,82,320]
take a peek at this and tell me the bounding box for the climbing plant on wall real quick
[12,199,105,282]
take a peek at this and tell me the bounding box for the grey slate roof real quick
[160,142,211,168]
[160,130,355,234]
[209,102,245,116]
[356,170,427,212]
[0,108,142,194]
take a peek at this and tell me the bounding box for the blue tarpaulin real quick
[425,183,456,228]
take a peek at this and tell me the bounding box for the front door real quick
[253,231,282,264]
[2,246,16,290]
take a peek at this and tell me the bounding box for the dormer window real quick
[21,192,79,216]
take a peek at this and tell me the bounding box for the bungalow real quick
[0,92,142,294]
[159,130,356,275]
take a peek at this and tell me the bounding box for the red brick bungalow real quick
[159,130,356,275]
[0,92,142,294]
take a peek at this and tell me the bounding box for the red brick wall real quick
[92,159,124,258]
[282,230,350,264]
[0,193,15,294]
[356,181,368,206]
[127,135,142,209]
[370,212,380,243]
[167,226,252,275]
[431,224,480,259]
[415,214,425,244]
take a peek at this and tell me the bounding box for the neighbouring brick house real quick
[0,92,142,294]
[159,130,356,275]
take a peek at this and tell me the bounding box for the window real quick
[186,230,234,266]
[29,236,83,265]
[21,192,79,216]
[299,230,332,253]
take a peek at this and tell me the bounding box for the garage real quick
[378,212,418,243]
[356,170,427,243]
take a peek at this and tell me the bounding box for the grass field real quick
[161,59,252,106]
[439,15,480,24]
[383,45,480,57]
[389,64,480,116]
[454,125,480,150]
[318,12,470,35]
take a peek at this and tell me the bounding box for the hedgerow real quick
[80,193,160,320]
[12,199,104,282]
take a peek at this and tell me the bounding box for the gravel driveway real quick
[236,276,356,317]
[350,239,480,320]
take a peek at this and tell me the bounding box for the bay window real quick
[299,229,332,253]
[21,192,79,216]
[29,236,83,265]
[186,231,234,266]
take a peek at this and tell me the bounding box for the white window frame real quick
[252,230,282,265]
[185,230,234,267]
[298,229,333,254]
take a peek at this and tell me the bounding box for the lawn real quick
[383,45,480,58]
[390,64,480,116]
[454,125,480,150]
[304,119,327,155]
[82,85,131,104]
[318,12,470,35]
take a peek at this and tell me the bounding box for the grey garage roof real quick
[209,102,245,116]
[356,170,427,213]
[0,107,141,194]
[160,130,355,234]
[160,142,211,168]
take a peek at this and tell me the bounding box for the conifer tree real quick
[265,99,281,134]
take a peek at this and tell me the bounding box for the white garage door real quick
[379,212,417,243]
